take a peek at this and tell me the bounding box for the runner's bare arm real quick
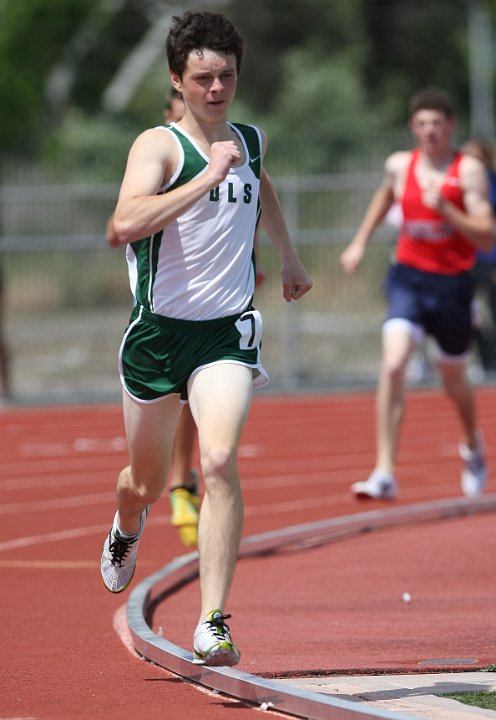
[423,155,494,251]
[113,129,240,244]
[340,152,406,273]
[259,168,312,301]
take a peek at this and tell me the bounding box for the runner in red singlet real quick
[340,87,494,500]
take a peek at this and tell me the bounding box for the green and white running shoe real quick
[100,506,149,593]
[193,610,240,666]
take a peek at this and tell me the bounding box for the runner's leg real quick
[117,391,182,535]
[438,358,478,448]
[188,363,252,621]
[169,404,197,490]
[376,320,416,474]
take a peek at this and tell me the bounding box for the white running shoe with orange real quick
[351,469,397,500]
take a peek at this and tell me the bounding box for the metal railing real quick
[0,173,418,402]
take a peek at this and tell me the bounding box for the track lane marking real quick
[0,484,463,552]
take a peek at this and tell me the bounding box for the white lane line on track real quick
[0,492,116,514]
[0,486,450,552]
[0,515,170,552]
[19,437,127,456]
[0,472,120,491]
[1,477,348,516]
[0,522,113,551]
[0,469,340,493]
[15,439,257,458]
[0,559,98,568]
[0,559,157,569]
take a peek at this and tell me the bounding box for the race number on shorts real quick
[235,309,263,350]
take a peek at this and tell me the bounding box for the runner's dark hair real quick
[167,11,244,77]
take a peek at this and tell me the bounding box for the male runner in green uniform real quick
[100,10,312,666]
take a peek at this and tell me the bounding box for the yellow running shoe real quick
[169,472,199,547]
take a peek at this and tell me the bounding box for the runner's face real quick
[172,50,237,122]
[409,109,454,155]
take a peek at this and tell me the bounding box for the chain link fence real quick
[3,167,483,405]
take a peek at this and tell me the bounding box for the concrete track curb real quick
[127,494,496,720]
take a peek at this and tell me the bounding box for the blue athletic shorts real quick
[384,263,474,356]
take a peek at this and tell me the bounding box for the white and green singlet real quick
[119,122,269,402]
[126,122,263,321]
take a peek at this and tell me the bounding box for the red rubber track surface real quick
[1,389,495,719]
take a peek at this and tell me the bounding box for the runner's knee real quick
[118,464,166,505]
[381,355,409,382]
[202,447,238,489]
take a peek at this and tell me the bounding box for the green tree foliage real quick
[363,0,470,124]
[0,0,494,174]
[260,50,383,173]
[70,1,150,113]
[228,0,368,114]
[0,0,98,155]
[227,0,377,171]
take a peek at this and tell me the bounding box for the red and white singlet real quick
[396,149,476,275]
